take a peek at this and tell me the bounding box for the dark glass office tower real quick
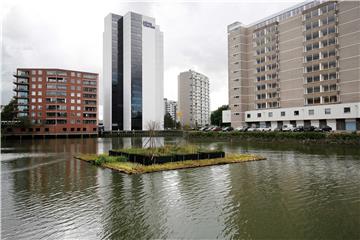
[130,13,142,130]
[111,14,123,130]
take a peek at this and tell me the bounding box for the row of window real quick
[305,60,337,73]
[305,37,336,52]
[305,25,336,41]
[44,119,97,125]
[17,126,97,133]
[255,54,278,64]
[305,84,337,94]
[304,15,336,31]
[253,26,278,39]
[303,3,336,20]
[306,72,337,83]
[249,107,351,119]
[304,49,336,62]
[45,77,97,86]
[256,92,279,100]
[256,102,279,109]
[255,45,278,55]
[256,83,278,91]
[254,35,278,47]
[306,95,338,105]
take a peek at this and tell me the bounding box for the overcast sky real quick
[1,0,302,116]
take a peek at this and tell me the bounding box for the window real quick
[247,114,251,118]
[281,111,285,117]
[268,112,273,117]
[309,109,314,115]
[38,98,42,103]
[325,108,331,114]
[257,113,261,118]
[294,110,299,116]
[343,107,350,113]
[71,106,75,110]
[32,91,36,96]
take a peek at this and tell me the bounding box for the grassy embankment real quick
[74,151,265,174]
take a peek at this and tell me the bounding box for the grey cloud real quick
[1,0,300,111]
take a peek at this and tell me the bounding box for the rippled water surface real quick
[1,137,360,239]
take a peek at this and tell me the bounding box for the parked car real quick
[211,126,222,132]
[314,127,323,132]
[282,125,295,132]
[247,127,257,132]
[259,127,272,132]
[199,126,207,131]
[304,126,315,132]
[205,126,215,131]
[222,126,234,132]
[236,126,249,132]
[321,125,332,132]
[293,126,304,132]
[273,127,282,132]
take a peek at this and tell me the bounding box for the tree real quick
[210,105,229,126]
[1,98,16,121]
[164,113,176,129]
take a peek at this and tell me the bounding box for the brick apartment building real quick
[12,68,98,135]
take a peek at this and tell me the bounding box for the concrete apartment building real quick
[11,68,98,135]
[178,70,210,127]
[228,0,360,131]
[103,12,164,131]
[164,98,177,121]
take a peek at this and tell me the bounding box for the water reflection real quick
[1,137,360,239]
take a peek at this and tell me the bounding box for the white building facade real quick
[246,102,360,131]
[178,70,210,127]
[164,98,177,121]
[103,12,164,131]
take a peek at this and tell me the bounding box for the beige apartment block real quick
[178,70,210,127]
[228,0,360,130]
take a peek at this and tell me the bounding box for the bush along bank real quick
[185,131,360,144]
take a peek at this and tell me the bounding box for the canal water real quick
[1,137,359,239]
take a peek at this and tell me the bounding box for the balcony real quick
[13,72,29,78]
[13,87,29,92]
[14,95,29,99]
[13,80,29,85]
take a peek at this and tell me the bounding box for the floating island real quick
[75,145,266,174]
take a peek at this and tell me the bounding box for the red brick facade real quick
[13,68,98,135]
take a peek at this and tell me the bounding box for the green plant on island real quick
[94,154,128,166]
[114,144,211,157]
